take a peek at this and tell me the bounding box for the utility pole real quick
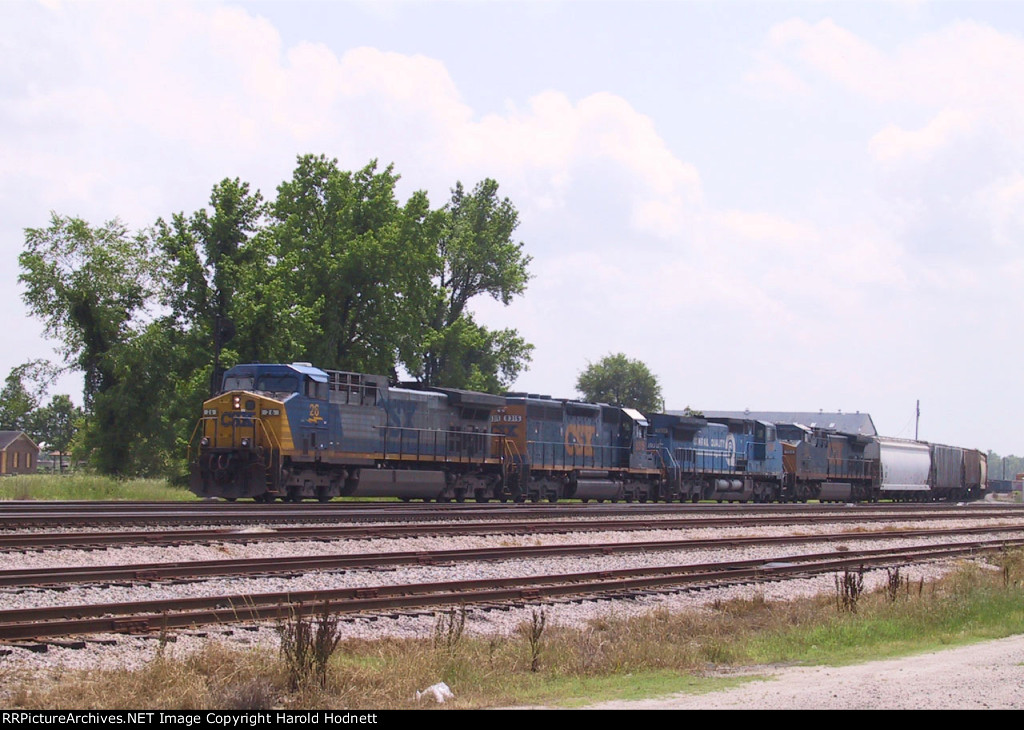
[914,400,920,441]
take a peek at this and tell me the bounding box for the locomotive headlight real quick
[241,438,251,448]
[200,437,210,447]
[232,395,241,410]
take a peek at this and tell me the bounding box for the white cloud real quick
[971,172,1024,249]
[869,109,976,164]
[754,18,1024,112]
[454,90,704,238]
[763,18,893,100]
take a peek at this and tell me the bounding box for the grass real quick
[0,473,198,501]
[7,553,1024,709]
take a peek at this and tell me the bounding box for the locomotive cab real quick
[190,363,326,501]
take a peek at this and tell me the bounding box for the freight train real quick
[189,362,987,503]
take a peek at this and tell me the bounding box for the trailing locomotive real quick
[189,362,987,503]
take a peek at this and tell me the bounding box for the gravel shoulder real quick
[584,634,1024,709]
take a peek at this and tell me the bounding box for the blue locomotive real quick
[190,363,987,503]
[190,362,504,502]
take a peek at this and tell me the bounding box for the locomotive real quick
[189,362,987,503]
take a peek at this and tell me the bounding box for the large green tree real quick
[270,155,436,376]
[19,216,155,474]
[576,353,664,413]
[403,179,533,391]
[156,178,273,384]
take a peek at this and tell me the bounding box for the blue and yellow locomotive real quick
[190,362,505,502]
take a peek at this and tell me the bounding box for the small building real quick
[0,431,40,475]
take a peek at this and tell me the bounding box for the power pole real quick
[914,400,920,441]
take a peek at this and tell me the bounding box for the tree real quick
[0,360,57,432]
[270,155,436,376]
[19,215,156,473]
[415,315,533,393]
[404,179,533,391]
[576,353,664,413]
[27,395,83,472]
[156,178,269,391]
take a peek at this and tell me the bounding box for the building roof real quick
[0,431,39,451]
[694,411,878,437]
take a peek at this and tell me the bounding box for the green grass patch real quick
[0,473,198,501]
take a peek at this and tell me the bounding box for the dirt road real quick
[586,635,1024,709]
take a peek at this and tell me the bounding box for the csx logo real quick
[565,424,596,457]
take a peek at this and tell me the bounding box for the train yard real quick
[2,500,1024,674]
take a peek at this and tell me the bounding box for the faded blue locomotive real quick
[190,362,987,503]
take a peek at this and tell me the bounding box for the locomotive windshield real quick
[255,374,299,394]
[222,375,254,392]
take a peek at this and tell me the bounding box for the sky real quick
[2,0,1022,455]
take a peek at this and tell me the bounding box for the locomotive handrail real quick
[646,447,674,472]
[254,417,282,454]
[378,424,496,463]
[186,417,214,463]
[188,415,280,461]
[500,436,522,464]
[523,439,630,470]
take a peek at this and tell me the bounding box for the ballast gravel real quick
[1,511,1023,709]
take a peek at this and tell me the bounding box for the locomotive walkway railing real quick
[379,425,499,464]
[521,439,631,470]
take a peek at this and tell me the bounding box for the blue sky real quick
[2,0,1022,454]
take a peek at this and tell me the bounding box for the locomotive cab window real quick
[223,376,254,392]
[255,375,298,394]
[304,379,328,400]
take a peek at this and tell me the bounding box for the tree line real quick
[15,155,533,478]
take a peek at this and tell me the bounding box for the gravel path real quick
[585,634,1024,709]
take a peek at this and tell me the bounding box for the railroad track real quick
[3,524,1024,588]
[0,500,1019,529]
[2,538,1019,642]
[5,511,1024,551]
